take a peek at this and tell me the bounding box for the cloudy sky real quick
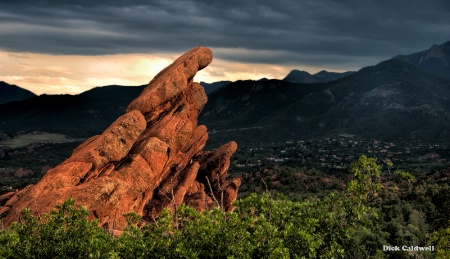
[1,0,449,95]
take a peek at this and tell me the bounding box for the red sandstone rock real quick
[0,47,240,231]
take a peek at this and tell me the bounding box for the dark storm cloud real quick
[1,0,449,69]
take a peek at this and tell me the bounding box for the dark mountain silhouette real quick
[2,60,450,146]
[200,81,231,94]
[0,81,232,137]
[198,79,324,146]
[199,59,450,146]
[393,41,450,79]
[313,70,354,82]
[283,70,317,84]
[283,70,353,84]
[0,85,144,137]
[0,81,36,104]
[288,59,450,142]
[0,81,226,137]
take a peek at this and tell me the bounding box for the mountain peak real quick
[286,69,312,77]
[316,70,328,74]
[392,40,450,79]
[283,70,316,84]
[0,81,37,104]
[419,43,446,64]
[283,69,353,84]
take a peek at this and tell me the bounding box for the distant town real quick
[229,135,450,175]
[2,134,450,195]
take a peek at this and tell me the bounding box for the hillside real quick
[198,79,326,146]
[0,81,36,104]
[199,59,450,146]
[282,59,450,141]
[0,82,229,137]
[0,85,144,137]
[200,81,231,94]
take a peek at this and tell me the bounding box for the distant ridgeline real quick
[0,81,36,105]
[0,41,449,146]
[283,69,354,84]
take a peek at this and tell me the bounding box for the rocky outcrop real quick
[0,47,240,231]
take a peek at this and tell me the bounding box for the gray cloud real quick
[0,0,449,71]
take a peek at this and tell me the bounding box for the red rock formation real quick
[0,47,240,231]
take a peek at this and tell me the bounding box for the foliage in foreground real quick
[0,156,449,258]
[0,193,357,258]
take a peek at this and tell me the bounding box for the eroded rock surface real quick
[0,47,240,231]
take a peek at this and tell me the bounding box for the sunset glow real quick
[0,50,315,95]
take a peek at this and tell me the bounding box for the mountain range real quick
[1,41,450,147]
[0,85,144,137]
[200,59,450,146]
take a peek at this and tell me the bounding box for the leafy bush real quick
[0,199,116,258]
[1,156,448,258]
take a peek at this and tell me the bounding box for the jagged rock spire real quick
[0,47,240,231]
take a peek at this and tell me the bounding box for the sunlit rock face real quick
[0,47,240,231]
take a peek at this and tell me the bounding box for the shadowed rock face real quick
[0,47,240,231]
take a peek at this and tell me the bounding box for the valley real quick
[0,131,80,148]
[0,140,80,193]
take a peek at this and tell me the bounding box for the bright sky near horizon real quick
[0,1,449,95]
[0,50,311,95]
